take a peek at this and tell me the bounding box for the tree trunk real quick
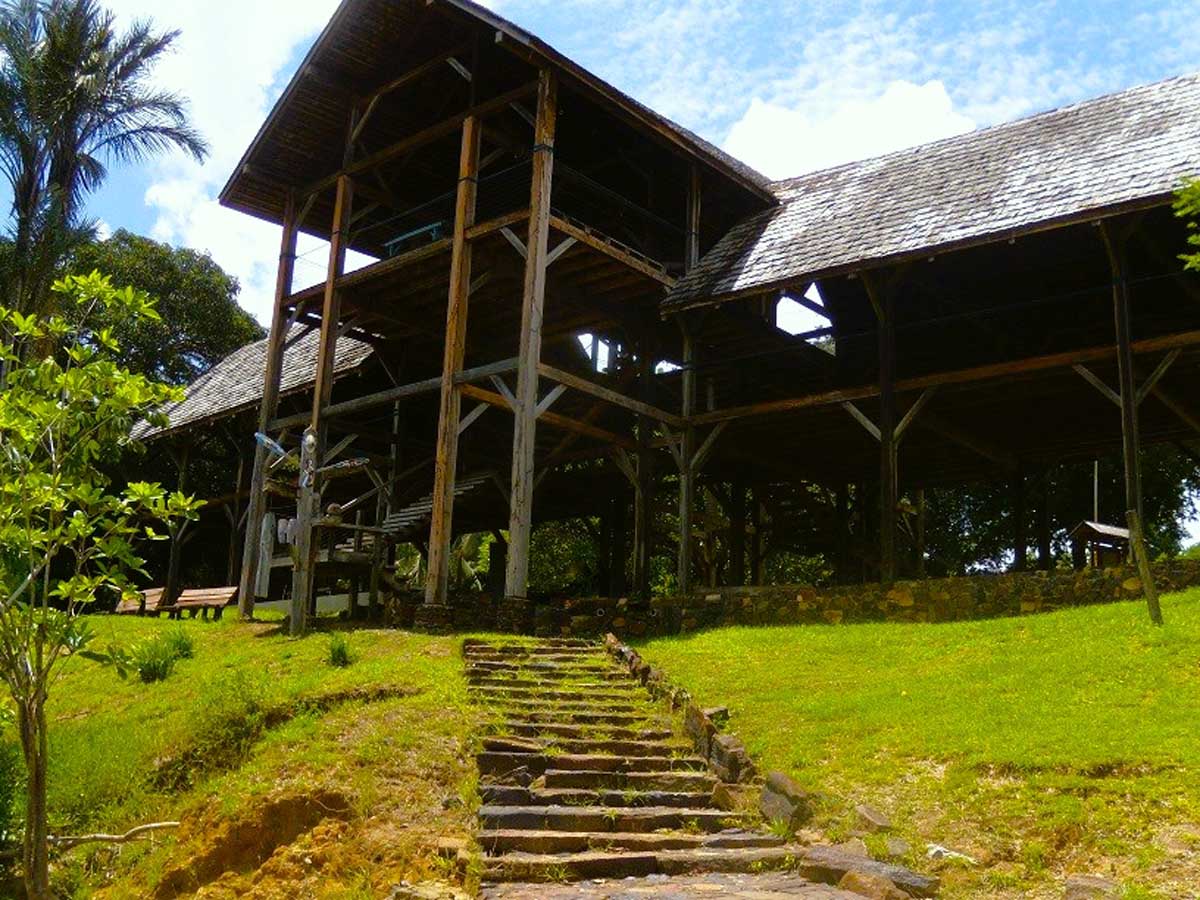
[19,698,50,899]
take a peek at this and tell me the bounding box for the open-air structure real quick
[142,0,1200,632]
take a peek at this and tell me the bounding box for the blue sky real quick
[83,0,1200,537]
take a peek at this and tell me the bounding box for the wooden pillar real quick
[238,194,298,618]
[426,116,482,608]
[915,486,927,578]
[633,341,654,599]
[505,70,558,601]
[1038,470,1053,571]
[226,448,247,587]
[1101,221,1143,523]
[867,275,898,585]
[165,442,191,605]
[749,487,764,585]
[598,498,613,595]
[677,323,697,594]
[1013,467,1028,572]
[729,477,746,586]
[292,173,354,635]
[610,487,628,597]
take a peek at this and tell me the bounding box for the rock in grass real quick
[1064,874,1120,899]
[885,837,912,859]
[760,771,816,829]
[800,845,940,898]
[838,870,911,900]
[856,802,893,832]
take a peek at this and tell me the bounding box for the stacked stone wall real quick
[384,559,1200,637]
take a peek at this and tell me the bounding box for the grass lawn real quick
[24,616,475,898]
[638,589,1200,899]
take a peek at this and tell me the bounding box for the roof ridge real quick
[769,70,1200,193]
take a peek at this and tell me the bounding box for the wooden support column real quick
[611,487,628,597]
[292,173,354,635]
[238,194,298,618]
[1038,469,1053,571]
[225,448,247,587]
[165,442,192,606]
[914,486,926,578]
[1100,221,1143,523]
[677,322,697,594]
[632,337,655,599]
[865,273,898,585]
[1012,467,1028,571]
[504,70,558,602]
[729,476,746,586]
[426,116,482,608]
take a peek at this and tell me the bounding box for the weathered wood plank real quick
[537,362,684,428]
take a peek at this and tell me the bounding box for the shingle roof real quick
[664,72,1200,312]
[134,329,374,441]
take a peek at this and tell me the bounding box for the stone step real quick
[466,655,610,667]
[504,709,665,726]
[478,804,739,834]
[544,768,717,792]
[479,785,713,808]
[480,846,804,882]
[497,721,674,741]
[470,687,646,704]
[549,752,707,772]
[480,874,868,899]
[479,828,786,855]
[464,641,598,654]
[470,676,628,690]
[546,741,699,760]
[480,699,647,716]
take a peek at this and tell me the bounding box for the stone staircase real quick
[466,638,870,898]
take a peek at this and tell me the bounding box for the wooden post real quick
[226,448,247,587]
[504,70,558,602]
[633,340,654,599]
[729,476,746,586]
[292,173,354,632]
[611,487,628,597]
[1013,467,1028,572]
[238,194,298,618]
[1101,221,1144,525]
[1038,469,1053,571]
[165,442,191,605]
[749,486,764,585]
[677,322,697,594]
[914,486,926,578]
[1127,509,1164,625]
[686,165,702,270]
[426,116,482,608]
[867,274,898,585]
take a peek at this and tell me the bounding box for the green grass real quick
[33,617,476,897]
[638,590,1200,899]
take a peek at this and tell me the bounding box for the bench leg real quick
[214,607,223,621]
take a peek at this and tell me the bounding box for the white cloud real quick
[102,1,342,322]
[723,79,975,179]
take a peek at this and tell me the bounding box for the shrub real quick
[0,737,20,848]
[163,626,195,660]
[328,633,353,668]
[129,638,177,683]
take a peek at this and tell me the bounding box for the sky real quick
[87,0,1200,537]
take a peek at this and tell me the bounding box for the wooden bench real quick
[115,588,166,616]
[165,587,238,620]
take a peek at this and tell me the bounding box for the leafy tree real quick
[1176,179,1200,271]
[0,271,199,898]
[71,229,261,384]
[0,0,207,321]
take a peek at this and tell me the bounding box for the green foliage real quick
[127,637,178,684]
[0,271,201,895]
[0,0,207,319]
[70,230,261,385]
[0,737,20,846]
[639,589,1200,896]
[163,626,195,660]
[328,632,353,668]
[1175,179,1200,272]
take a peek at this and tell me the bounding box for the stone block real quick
[684,703,715,756]
[855,802,892,833]
[837,871,909,900]
[1064,874,1120,899]
[709,733,754,783]
[759,770,814,828]
[799,846,940,898]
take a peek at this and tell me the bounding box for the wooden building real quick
[152,0,1200,632]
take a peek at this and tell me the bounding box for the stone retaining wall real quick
[384,559,1200,637]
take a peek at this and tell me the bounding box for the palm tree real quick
[0,0,207,320]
